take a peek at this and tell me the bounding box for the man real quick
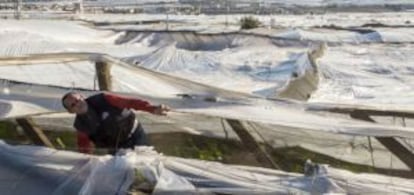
[61,91,170,154]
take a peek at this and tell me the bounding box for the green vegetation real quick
[43,130,77,150]
[0,121,16,138]
[271,146,377,173]
[240,16,261,30]
[150,133,258,165]
[0,121,29,144]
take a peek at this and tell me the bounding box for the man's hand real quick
[152,104,170,115]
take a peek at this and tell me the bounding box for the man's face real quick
[63,93,88,114]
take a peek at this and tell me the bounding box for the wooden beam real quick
[16,118,54,148]
[350,111,414,171]
[95,58,115,154]
[226,119,279,169]
[95,60,112,91]
[316,107,414,119]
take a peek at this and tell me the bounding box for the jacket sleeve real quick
[103,93,156,113]
[77,131,93,154]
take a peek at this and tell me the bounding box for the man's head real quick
[61,92,88,114]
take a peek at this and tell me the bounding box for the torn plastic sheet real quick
[2,141,414,195]
[0,141,335,194]
[0,140,133,195]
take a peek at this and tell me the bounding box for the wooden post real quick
[14,0,21,19]
[16,118,55,148]
[95,58,114,153]
[78,0,84,15]
[95,60,112,91]
[350,111,414,171]
[226,119,279,169]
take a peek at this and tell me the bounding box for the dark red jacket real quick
[76,93,156,153]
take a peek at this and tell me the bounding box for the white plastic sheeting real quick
[0,51,414,171]
[274,28,414,44]
[312,44,414,108]
[0,20,150,57]
[1,19,413,105]
[1,141,414,195]
[1,63,414,139]
[0,140,133,195]
[0,71,413,170]
[0,17,413,174]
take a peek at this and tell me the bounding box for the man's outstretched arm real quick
[103,93,170,115]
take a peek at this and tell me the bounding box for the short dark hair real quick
[61,91,78,110]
